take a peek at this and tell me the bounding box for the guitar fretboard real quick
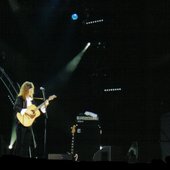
[71,135,74,154]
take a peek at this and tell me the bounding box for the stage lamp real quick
[71,13,78,20]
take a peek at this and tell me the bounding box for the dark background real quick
[0,0,170,161]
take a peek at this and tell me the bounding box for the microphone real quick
[40,86,45,91]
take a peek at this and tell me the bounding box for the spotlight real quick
[8,144,13,149]
[71,13,78,21]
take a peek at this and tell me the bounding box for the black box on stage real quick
[93,145,125,161]
[93,146,112,161]
[74,118,101,161]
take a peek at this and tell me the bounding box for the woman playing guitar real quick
[13,81,56,158]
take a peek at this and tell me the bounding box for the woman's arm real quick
[13,96,27,115]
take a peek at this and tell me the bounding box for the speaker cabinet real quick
[93,145,127,161]
[74,122,101,161]
[93,146,111,161]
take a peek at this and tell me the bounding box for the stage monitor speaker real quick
[48,154,72,160]
[93,145,127,161]
[93,146,111,161]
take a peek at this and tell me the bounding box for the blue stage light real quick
[71,13,78,20]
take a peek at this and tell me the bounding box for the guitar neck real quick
[36,99,48,111]
[71,135,74,155]
[33,95,56,112]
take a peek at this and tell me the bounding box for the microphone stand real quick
[41,88,48,159]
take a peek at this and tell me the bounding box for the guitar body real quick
[16,104,41,127]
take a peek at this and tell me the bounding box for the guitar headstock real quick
[48,95,57,101]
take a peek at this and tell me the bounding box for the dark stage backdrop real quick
[1,0,170,161]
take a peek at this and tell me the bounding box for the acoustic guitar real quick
[16,95,57,127]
